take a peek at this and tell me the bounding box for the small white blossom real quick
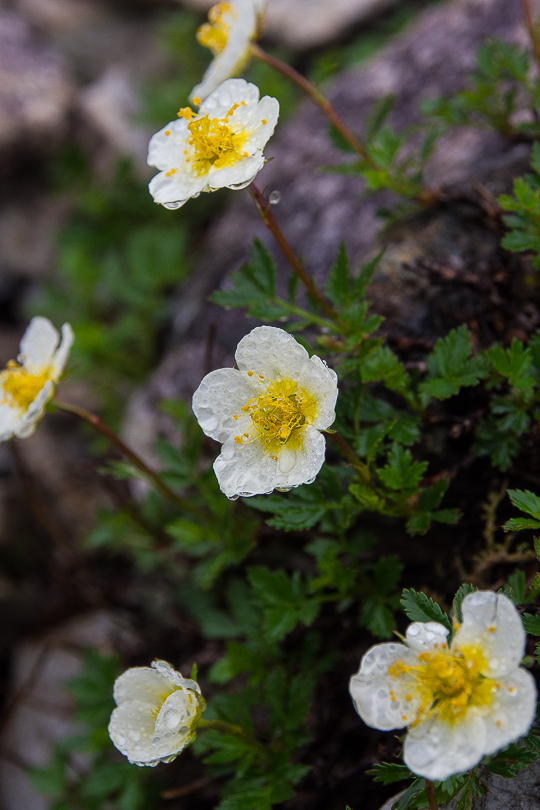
[108,660,205,767]
[147,79,279,210]
[0,316,73,442]
[192,325,338,499]
[190,0,266,103]
[349,591,537,781]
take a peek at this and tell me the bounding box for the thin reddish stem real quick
[248,183,338,321]
[521,0,540,72]
[425,779,439,810]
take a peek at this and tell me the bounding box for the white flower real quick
[148,78,279,210]
[190,0,266,103]
[349,591,537,781]
[108,660,206,767]
[192,325,338,499]
[0,316,73,441]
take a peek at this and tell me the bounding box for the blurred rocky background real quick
[0,0,539,807]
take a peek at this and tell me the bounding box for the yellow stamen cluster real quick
[185,106,248,175]
[196,2,234,56]
[0,360,51,411]
[234,374,317,457]
[389,644,497,727]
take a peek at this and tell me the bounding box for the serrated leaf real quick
[324,242,350,307]
[400,589,452,633]
[509,489,540,518]
[379,444,428,492]
[522,613,540,635]
[419,325,490,404]
[368,762,411,785]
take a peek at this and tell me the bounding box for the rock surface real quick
[0,10,73,157]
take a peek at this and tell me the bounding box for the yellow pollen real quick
[262,119,267,124]
[488,626,496,633]
[178,107,196,121]
[165,129,171,136]
[166,168,177,176]
[192,97,202,106]
[186,113,249,175]
[234,436,243,444]
[196,2,233,56]
[390,646,496,727]
[247,371,254,376]
[0,360,52,411]
[235,374,318,456]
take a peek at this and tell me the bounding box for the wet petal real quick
[19,317,59,370]
[454,592,526,678]
[108,700,158,765]
[298,355,338,431]
[235,325,309,381]
[405,622,450,653]
[113,667,174,708]
[404,712,487,780]
[482,668,537,756]
[192,367,256,443]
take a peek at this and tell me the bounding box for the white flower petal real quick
[214,425,325,498]
[19,317,59,370]
[15,381,54,438]
[298,355,338,430]
[482,668,537,756]
[405,622,450,653]
[192,367,257,443]
[152,660,202,694]
[51,323,74,380]
[207,152,264,190]
[113,667,174,707]
[150,690,200,761]
[201,78,260,117]
[454,592,526,678]
[149,172,205,208]
[147,119,190,171]
[349,642,420,730]
[403,712,488,780]
[109,700,159,766]
[0,403,22,442]
[235,325,309,380]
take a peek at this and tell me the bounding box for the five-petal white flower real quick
[147,78,279,210]
[349,591,536,781]
[108,660,206,767]
[190,0,266,103]
[0,316,73,442]
[192,325,338,499]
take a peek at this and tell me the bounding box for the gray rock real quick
[0,611,139,810]
[0,11,73,156]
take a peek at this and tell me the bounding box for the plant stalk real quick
[425,779,439,810]
[196,718,270,760]
[251,43,372,162]
[521,0,540,72]
[54,400,205,519]
[248,183,338,321]
[329,431,371,484]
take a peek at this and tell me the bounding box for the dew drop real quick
[269,190,281,205]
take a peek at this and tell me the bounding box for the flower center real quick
[0,360,51,411]
[234,374,317,457]
[184,107,248,175]
[196,2,234,55]
[389,645,496,726]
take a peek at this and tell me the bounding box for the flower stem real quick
[329,431,371,484]
[248,183,338,321]
[425,779,438,810]
[53,399,205,519]
[196,718,271,760]
[251,42,372,162]
[521,0,540,73]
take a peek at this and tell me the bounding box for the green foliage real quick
[499,143,540,268]
[419,325,490,404]
[424,39,538,139]
[400,589,452,633]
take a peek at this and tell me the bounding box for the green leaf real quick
[503,516,540,532]
[522,613,540,635]
[400,589,452,633]
[248,487,327,531]
[368,762,411,785]
[419,325,490,404]
[453,584,476,624]
[488,340,535,390]
[507,569,527,605]
[379,444,428,492]
[508,489,540,518]
[324,242,350,306]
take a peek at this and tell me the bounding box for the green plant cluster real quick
[27,9,540,810]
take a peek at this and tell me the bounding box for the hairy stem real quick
[521,0,540,73]
[196,718,270,760]
[248,183,338,321]
[425,779,439,810]
[54,400,205,519]
[251,43,372,162]
[329,431,371,484]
